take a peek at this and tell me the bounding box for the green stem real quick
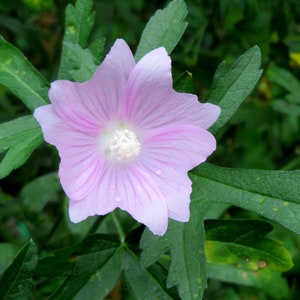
[111,212,126,243]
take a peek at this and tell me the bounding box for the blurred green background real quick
[1,0,300,299]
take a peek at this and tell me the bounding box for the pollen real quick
[108,128,141,161]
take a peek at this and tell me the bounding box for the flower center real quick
[107,128,141,161]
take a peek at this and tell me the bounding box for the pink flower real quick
[34,39,220,235]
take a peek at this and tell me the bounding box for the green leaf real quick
[174,71,194,93]
[0,244,21,275]
[205,219,293,272]
[190,163,300,234]
[267,64,300,94]
[37,234,173,299]
[271,99,300,116]
[63,0,95,46]
[0,240,38,300]
[63,42,101,82]
[0,115,43,179]
[0,36,49,111]
[39,235,120,299]
[123,248,173,300]
[205,46,263,134]
[58,0,105,81]
[20,172,61,212]
[206,264,289,300]
[72,248,123,300]
[141,199,207,300]
[135,0,188,61]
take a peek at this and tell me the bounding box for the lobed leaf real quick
[190,163,300,234]
[0,240,38,300]
[135,0,188,61]
[0,115,43,179]
[205,46,263,134]
[0,36,49,111]
[60,42,100,82]
[58,0,105,81]
[141,200,207,300]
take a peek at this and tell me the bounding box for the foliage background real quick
[1,0,300,299]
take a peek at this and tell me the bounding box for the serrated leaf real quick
[190,163,300,234]
[141,200,207,300]
[135,0,188,61]
[20,172,61,212]
[205,46,263,134]
[58,0,105,81]
[60,42,100,82]
[206,264,289,300]
[123,248,173,300]
[0,240,38,300]
[205,219,293,272]
[0,115,43,179]
[0,36,49,111]
[63,0,95,46]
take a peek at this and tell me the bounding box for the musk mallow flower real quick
[34,39,221,235]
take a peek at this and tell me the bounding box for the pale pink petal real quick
[138,125,214,222]
[49,39,135,132]
[49,80,104,135]
[69,163,169,235]
[138,156,192,221]
[34,105,104,201]
[169,93,221,129]
[142,124,217,172]
[89,39,135,120]
[122,47,220,129]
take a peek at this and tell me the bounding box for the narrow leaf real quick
[190,163,300,234]
[0,240,38,300]
[207,264,289,300]
[0,116,43,179]
[36,234,120,299]
[205,46,263,134]
[73,248,123,300]
[123,248,173,300]
[135,0,188,61]
[0,37,49,111]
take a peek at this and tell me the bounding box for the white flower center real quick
[107,128,141,161]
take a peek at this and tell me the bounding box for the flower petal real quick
[34,105,104,201]
[123,46,220,130]
[138,156,192,222]
[69,163,169,235]
[142,124,217,172]
[49,39,135,132]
